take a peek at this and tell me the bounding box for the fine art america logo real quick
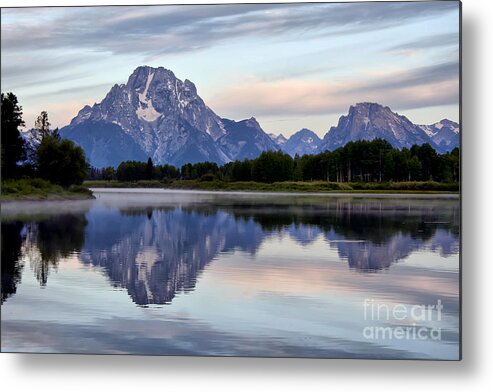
[362,298,444,341]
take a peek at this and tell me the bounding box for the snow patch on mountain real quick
[136,70,162,122]
[319,102,442,153]
[58,68,459,169]
[269,133,288,147]
[282,128,322,157]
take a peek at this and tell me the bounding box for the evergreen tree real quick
[252,151,293,183]
[145,158,154,180]
[1,92,26,178]
[408,156,422,181]
[34,111,51,141]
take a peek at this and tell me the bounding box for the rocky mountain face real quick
[419,119,460,153]
[77,202,459,304]
[281,128,322,157]
[218,117,280,161]
[78,206,265,305]
[59,67,459,168]
[269,133,288,147]
[1,197,458,305]
[60,66,276,168]
[319,102,434,152]
[60,121,148,168]
[318,103,460,154]
[269,103,459,158]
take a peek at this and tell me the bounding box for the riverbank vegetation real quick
[85,179,458,193]
[3,92,459,197]
[2,178,94,201]
[1,92,92,201]
[87,139,459,193]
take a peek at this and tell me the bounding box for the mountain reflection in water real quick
[1,194,459,306]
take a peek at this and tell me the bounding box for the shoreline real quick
[84,180,459,195]
[90,187,460,199]
[1,192,95,202]
[1,179,95,202]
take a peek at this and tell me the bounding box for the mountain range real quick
[54,66,459,168]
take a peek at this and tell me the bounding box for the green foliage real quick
[1,178,93,200]
[153,164,180,180]
[29,111,60,161]
[67,184,94,195]
[36,135,89,187]
[84,180,165,188]
[251,151,294,183]
[181,161,220,180]
[162,180,353,192]
[224,160,254,181]
[2,178,60,195]
[89,139,459,189]
[297,140,459,183]
[1,92,26,178]
[33,111,53,141]
[101,167,116,181]
[199,173,216,182]
[114,160,180,182]
[139,180,454,193]
[349,181,458,192]
[408,155,422,181]
[116,160,146,181]
[2,94,90,194]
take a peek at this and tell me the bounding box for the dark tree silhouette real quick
[33,111,59,142]
[1,92,26,178]
[91,140,458,185]
[36,136,89,187]
[33,214,87,285]
[145,157,154,180]
[252,151,293,183]
[1,221,25,303]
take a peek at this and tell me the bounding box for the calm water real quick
[1,189,460,359]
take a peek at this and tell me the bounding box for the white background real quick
[1,0,492,390]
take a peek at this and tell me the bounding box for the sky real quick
[1,1,460,137]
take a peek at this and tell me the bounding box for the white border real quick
[2,0,493,390]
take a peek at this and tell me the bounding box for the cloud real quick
[1,2,459,129]
[388,32,459,56]
[209,62,459,119]
[361,62,459,91]
[2,2,458,57]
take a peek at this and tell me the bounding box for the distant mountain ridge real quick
[218,118,279,161]
[58,66,459,168]
[269,133,288,146]
[281,128,322,157]
[271,103,459,156]
[419,119,460,152]
[60,66,276,168]
[317,102,458,154]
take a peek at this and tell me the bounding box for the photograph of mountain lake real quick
[1,1,460,359]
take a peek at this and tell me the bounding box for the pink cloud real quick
[208,67,459,118]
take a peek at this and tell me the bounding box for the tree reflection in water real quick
[1,198,459,305]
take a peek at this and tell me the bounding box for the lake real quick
[1,189,460,359]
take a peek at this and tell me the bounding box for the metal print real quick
[0,1,461,359]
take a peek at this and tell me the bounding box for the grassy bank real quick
[1,178,95,201]
[84,180,459,193]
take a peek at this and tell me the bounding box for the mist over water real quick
[1,190,459,359]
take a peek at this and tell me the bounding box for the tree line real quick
[2,92,458,186]
[1,92,88,187]
[90,139,459,184]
